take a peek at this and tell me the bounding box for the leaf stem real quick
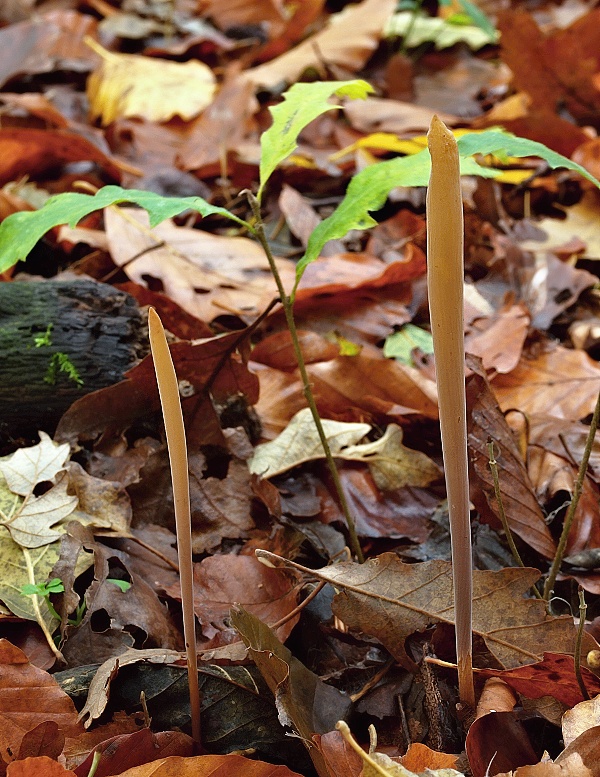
[22,548,64,662]
[247,191,363,563]
[543,388,600,602]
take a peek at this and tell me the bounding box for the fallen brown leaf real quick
[492,345,600,422]
[267,554,596,670]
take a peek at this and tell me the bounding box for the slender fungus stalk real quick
[148,307,201,744]
[427,116,475,708]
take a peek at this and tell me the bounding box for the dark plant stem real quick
[543,389,600,602]
[487,441,543,600]
[247,192,363,563]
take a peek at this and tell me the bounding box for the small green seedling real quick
[20,577,131,629]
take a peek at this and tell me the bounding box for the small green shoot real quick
[32,323,83,387]
[44,352,83,387]
[20,577,132,630]
[33,323,53,348]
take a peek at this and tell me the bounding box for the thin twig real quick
[246,191,363,563]
[544,389,600,601]
[487,440,543,600]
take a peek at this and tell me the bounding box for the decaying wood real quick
[0,279,144,438]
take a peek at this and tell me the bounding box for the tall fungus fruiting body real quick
[426,116,475,707]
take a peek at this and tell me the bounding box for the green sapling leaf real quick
[295,127,600,294]
[258,80,374,201]
[456,129,599,187]
[0,186,247,274]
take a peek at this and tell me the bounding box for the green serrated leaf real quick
[296,128,600,290]
[258,80,374,200]
[0,185,246,274]
[456,129,600,188]
[383,324,434,365]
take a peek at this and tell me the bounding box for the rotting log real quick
[0,279,143,439]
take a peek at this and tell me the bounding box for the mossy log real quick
[0,279,143,438]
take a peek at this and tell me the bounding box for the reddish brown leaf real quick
[6,757,76,777]
[73,728,194,777]
[0,10,98,88]
[167,555,300,646]
[0,129,121,186]
[18,722,63,762]
[498,9,600,123]
[478,653,600,709]
[56,334,258,444]
[465,711,538,777]
[0,641,82,769]
[465,304,530,375]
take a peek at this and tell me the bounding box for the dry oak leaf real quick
[86,38,216,125]
[0,640,82,766]
[492,345,600,421]
[273,554,597,670]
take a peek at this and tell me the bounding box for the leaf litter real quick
[3,0,600,774]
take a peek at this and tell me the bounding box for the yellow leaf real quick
[85,37,216,125]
